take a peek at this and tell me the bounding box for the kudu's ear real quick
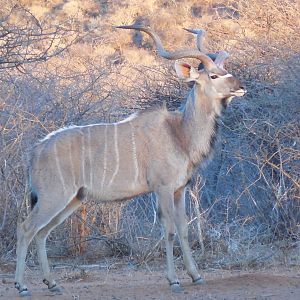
[175,61,199,82]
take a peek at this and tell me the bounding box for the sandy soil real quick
[1,264,300,300]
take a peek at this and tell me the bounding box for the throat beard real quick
[221,97,229,109]
[221,96,234,109]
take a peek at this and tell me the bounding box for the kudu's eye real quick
[210,75,219,79]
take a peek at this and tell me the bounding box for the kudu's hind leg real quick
[156,188,183,293]
[174,188,204,285]
[15,211,40,297]
[35,196,82,293]
[15,195,74,296]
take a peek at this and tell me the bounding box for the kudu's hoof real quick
[193,277,205,285]
[19,290,31,297]
[170,283,184,293]
[43,279,63,295]
[48,284,63,295]
[15,282,31,297]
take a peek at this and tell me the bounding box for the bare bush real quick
[0,5,80,71]
[0,0,299,269]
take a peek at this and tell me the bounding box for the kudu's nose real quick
[240,86,247,93]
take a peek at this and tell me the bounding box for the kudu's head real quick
[180,28,246,108]
[116,24,246,108]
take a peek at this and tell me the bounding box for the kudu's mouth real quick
[223,88,246,108]
[230,88,247,97]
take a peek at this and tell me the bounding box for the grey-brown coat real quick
[14,25,246,296]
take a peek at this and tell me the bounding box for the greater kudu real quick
[14,25,246,296]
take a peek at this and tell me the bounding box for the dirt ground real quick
[1,263,300,300]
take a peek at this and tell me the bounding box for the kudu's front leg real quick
[155,187,183,292]
[174,187,204,285]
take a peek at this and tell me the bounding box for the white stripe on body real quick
[68,138,76,190]
[54,142,66,193]
[40,113,137,143]
[118,112,138,124]
[101,125,108,190]
[88,127,93,190]
[108,124,120,186]
[81,130,86,186]
[130,122,139,183]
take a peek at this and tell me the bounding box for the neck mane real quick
[181,83,222,166]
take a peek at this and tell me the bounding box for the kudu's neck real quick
[182,83,222,165]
